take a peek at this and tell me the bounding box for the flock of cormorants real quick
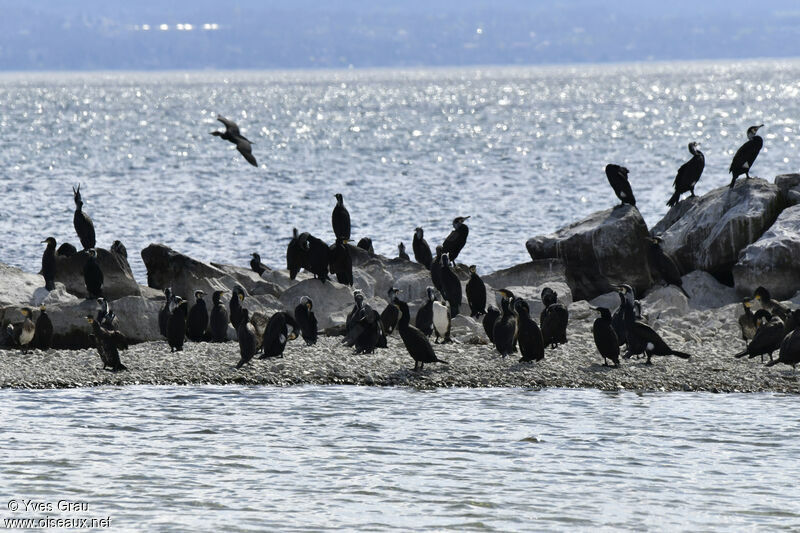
[6,117,800,375]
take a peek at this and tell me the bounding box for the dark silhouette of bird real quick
[398,242,410,260]
[186,290,209,342]
[729,124,763,189]
[235,309,258,368]
[332,193,351,241]
[380,287,403,335]
[329,238,353,286]
[540,287,568,348]
[33,305,54,350]
[287,228,308,280]
[612,284,636,347]
[415,287,435,336]
[483,306,500,343]
[299,232,331,283]
[96,297,119,331]
[159,287,173,338]
[441,216,470,262]
[72,184,96,250]
[294,296,318,346]
[167,297,188,352]
[493,289,517,357]
[647,236,689,297]
[211,114,257,167]
[430,246,444,295]
[396,300,448,371]
[766,326,800,373]
[516,299,544,363]
[229,285,245,330]
[83,248,103,298]
[41,237,57,291]
[623,321,691,364]
[357,237,374,254]
[57,242,78,257]
[111,240,127,259]
[734,310,784,363]
[6,308,36,353]
[466,265,486,317]
[260,311,299,359]
[412,227,432,269]
[591,307,620,367]
[737,298,757,346]
[605,164,636,206]
[352,305,384,354]
[250,253,267,276]
[209,290,229,342]
[439,253,462,317]
[667,142,704,207]
[86,315,127,371]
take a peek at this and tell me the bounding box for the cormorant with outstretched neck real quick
[186,290,209,341]
[72,184,96,250]
[230,285,245,330]
[111,240,127,259]
[398,242,410,260]
[493,289,517,357]
[287,228,308,280]
[41,237,57,291]
[250,253,267,276]
[380,287,402,335]
[729,124,764,189]
[734,310,784,363]
[329,238,353,286]
[209,290,229,342]
[167,297,188,352]
[667,142,704,207]
[737,298,757,346]
[83,249,103,298]
[483,306,500,343]
[159,288,173,338]
[211,114,257,167]
[294,296,318,346]
[605,164,636,207]
[540,287,568,348]
[33,305,53,350]
[396,300,448,371]
[260,311,299,359]
[647,236,689,297]
[441,216,470,262]
[439,253,462,317]
[466,265,486,317]
[86,315,127,371]
[415,287,435,336]
[332,193,351,241]
[516,299,544,363]
[591,307,620,367]
[357,238,373,254]
[235,309,258,368]
[412,227,432,269]
[432,297,452,344]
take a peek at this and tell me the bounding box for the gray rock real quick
[0,263,54,307]
[483,259,566,289]
[656,178,784,279]
[54,248,140,300]
[279,279,354,330]
[642,285,690,319]
[210,262,282,298]
[526,204,653,300]
[588,291,620,311]
[681,271,739,311]
[775,173,800,206]
[732,204,800,300]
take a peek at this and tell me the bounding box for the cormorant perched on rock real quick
[294,296,318,346]
[667,142,704,207]
[432,297,452,344]
[466,265,486,317]
[623,321,691,364]
[250,252,267,276]
[591,307,620,367]
[300,233,330,283]
[332,193,351,241]
[111,240,127,259]
[441,216,470,262]
[260,311,299,359]
[493,289,517,357]
[413,227,433,269]
[439,253,462,317]
[86,315,127,371]
[647,236,689,297]
[612,284,636,347]
[415,287,435,336]
[83,248,103,298]
[287,228,308,280]
[41,237,57,291]
[380,287,402,335]
[186,290,209,342]
[483,306,500,343]
[430,246,444,295]
[605,164,636,207]
[209,290,229,342]
[766,325,800,373]
[752,286,790,322]
[235,309,258,368]
[329,238,353,286]
[57,243,78,257]
[72,184,96,250]
[352,305,383,354]
[167,297,188,352]
[515,299,544,363]
[396,300,448,371]
[734,310,784,363]
[211,114,257,167]
[398,242,410,260]
[357,237,374,254]
[7,308,36,353]
[159,287,173,338]
[540,287,568,349]
[738,298,757,346]
[729,124,764,189]
[230,285,245,330]
[33,305,53,350]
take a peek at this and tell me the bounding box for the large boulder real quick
[211,263,281,298]
[732,204,800,300]
[483,259,566,289]
[526,204,653,300]
[53,248,140,300]
[775,173,800,207]
[279,279,355,330]
[0,263,52,306]
[656,178,784,281]
[681,270,739,310]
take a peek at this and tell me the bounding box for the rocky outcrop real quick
[279,279,354,329]
[775,173,800,207]
[656,178,784,281]
[0,263,52,307]
[211,263,281,298]
[483,259,566,289]
[54,248,140,300]
[732,204,800,300]
[526,204,653,300]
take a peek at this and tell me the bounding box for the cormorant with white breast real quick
[415,287,435,336]
[294,296,318,346]
[604,164,636,207]
[72,184,96,250]
[396,300,448,371]
[439,253,462,317]
[209,290,229,342]
[83,248,103,298]
[591,307,620,367]
[7,307,36,353]
[647,236,689,297]
[441,216,470,262]
[432,296,452,344]
[729,124,764,189]
[211,114,257,167]
[515,299,544,363]
[667,142,704,207]
[332,193,351,241]
[41,237,57,291]
[466,265,486,317]
[186,290,209,342]
[412,227,432,269]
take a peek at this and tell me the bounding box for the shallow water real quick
[1,385,798,531]
[1,61,799,282]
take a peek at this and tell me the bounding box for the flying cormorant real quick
[734,310,784,363]
[211,115,258,167]
[729,124,764,189]
[605,164,636,207]
[250,252,267,276]
[413,227,433,269]
[647,236,689,297]
[332,193,351,241]
[235,309,258,368]
[329,238,353,286]
[667,142,705,207]
[209,290,229,342]
[260,311,299,358]
[398,242,410,260]
[396,300,448,371]
[380,287,402,335]
[83,248,103,298]
[72,184,96,250]
[86,315,127,371]
[432,297,452,344]
[466,265,486,317]
[591,307,620,367]
[294,296,318,346]
[483,306,500,343]
[540,287,568,348]
[186,290,209,342]
[33,305,53,350]
[167,297,188,352]
[111,240,127,259]
[441,216,470,262]
[515,299,544,363]
[41,237,57,291]
[439,253,462,317]
[493,289,517,357]
[357,237,374,254]
[415,287,435,336]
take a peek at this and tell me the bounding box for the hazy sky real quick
[1,1,799,70]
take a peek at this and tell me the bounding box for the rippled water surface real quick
[1,386,799,531]
[1,61,800,281]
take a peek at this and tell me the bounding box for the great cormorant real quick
[329,238,353,286]
[647,236,689,297]
[752,286,790,322]
[612,284,636,347]
[412,227,433,269]
[605,164,636,207]
[729,124,763,189]
[357,237,374,254]
[230,285,245,330]
[83,248,103,298]
[33,305,53,350]
[623,321,691,364]
[466,265,486,317]
[235,309,258,368]
[209,290,229,342]
[540,287,568,348]
[483,306,500,343]
[111,240,128,259]
[439,253,462,317]
[345,290,366,345]
[186,290,209,341]
[766,326,800,373]
[432,297,452,344]
[300,232,330,283]
[415,287,435,336]
[7,308,36,353]
[493,289,517,357]
[158,287,173,338]
[667,142,704,207]
[430,246,444,295]
[287,228,308,280]
[591,307,620,367]
[260,311,299,359]
[96,297,119,331]
[294,296,318,346]
[734,310,784,363]
[515,299,544,363]
[352,305,384,354]
[398,242,410,260]
[396,300,448,371]
[86,315,127,371]
[41,237,57,291]
[211,115,258,167]
[380,287,402,335]
[441,216,470,262]
[167,297,188,352]
[737,298,757,346]
[250,252,267,276]
[72,184,96,250]
[332,193,351,241]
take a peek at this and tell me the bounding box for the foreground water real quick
[1,61,799,281]
[1,386,798,531]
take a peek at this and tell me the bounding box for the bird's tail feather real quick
[733,350,748,358]
[666,191,680,207]
[765,359,780,367]
[436,358,449,365]
[671,351,691,359]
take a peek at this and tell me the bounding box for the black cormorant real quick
[734,310,784,363]
[591,307,620,367]
[260,311,299,358]
[159,287,173,338]
[380,287,402,335]
[357,237,374,254]
[605,164,636,207]
[430,246,444,295]
[439,253,462,317]
[398,242,410,260]
[41,237,57,291]
[647,236,689,297]
[8,308,36,353]
[667,142,704,207]
[766,326,800,373]
[432,297,452,344]
[72,184,96,250]
[729,124,764,189]
[752,286,790,322]
[493,289,517,357]
[300,233,330,283]
[211,115,257,167]
[413,227,433,269]
[332,193,351,241]
[352,305,384,354]
[483,306,500,343]
[235,309,258,368]
[33,305,53,350]
[186,290,209,341]
[345,290,366,344]
[396,300,448,371]
[209,290,229,342]
[287,228,308,280]
[57,243,77,257]
[294,296,318,346]
[612,284,636,347]
[96,297,119,331]
[230,285,245,330]
[329,238,353,286]
[466,265,486,317]
[515,299,544,363]
[111,240,127,259]
[250,252,267,276]
[167,297,188,352]
[623,321,691,364]
[83,248,103,298]
[86,315,127,371]
[540,287,568,348]
[737,298,756,346]
[415,287,435,336]
[441,216,470,262]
